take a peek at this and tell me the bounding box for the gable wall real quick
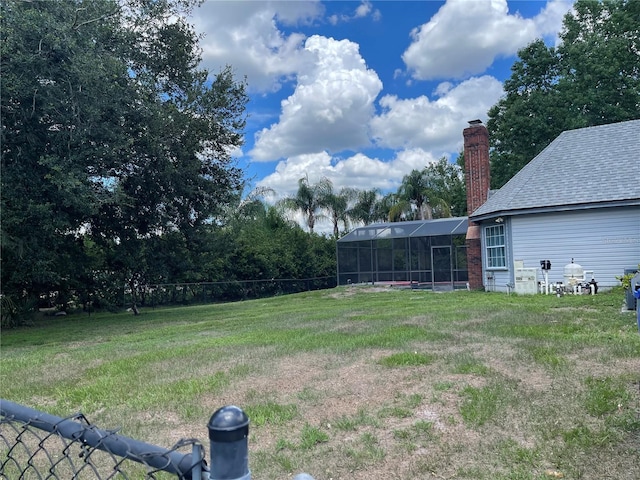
[507,206,640,290]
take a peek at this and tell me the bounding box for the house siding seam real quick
[472,199,640,223]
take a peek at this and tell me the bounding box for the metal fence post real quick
[191,442,203,480]
[634,282,640,333]
[208,405,250,480]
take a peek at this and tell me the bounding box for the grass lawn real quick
[1,287,639,479]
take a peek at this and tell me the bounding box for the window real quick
[485,225,506,268]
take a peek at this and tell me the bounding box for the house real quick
[464,119,640,293]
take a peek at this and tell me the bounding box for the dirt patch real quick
[325,286,394,298]
[189,347,507,478]
[143,334,640,480]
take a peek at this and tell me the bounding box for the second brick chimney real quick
[463,120,490,290]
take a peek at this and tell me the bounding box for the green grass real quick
[341,432,385,468]
[393,419,437,453]
[299,424,329,450]
[244,402,299,426]
[459,381,513,427]
[522,343,568,371]
[583,376,631,417]
[1,287,639,479]
[378,351,436,367]
[450,352,491,375]
[433,380,455,391]
[332,407,380,431]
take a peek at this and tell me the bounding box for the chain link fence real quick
[1,400,315,480]
[128,277,336,309]
[0,400,205,479]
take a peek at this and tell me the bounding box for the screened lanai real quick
[337,217,469,290]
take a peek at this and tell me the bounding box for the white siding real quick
[508,206,640,290]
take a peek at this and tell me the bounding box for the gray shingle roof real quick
[470,119,640,221]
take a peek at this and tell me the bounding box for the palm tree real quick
[278,175,332,234]
[367,192,408,222]
[427,156,466,217]
[350,188,383,226]
[235,186,275,221]
[385,192,411,222]
[219,185,276,231]
[398,169,430,220]
[323,185,357,238]
[397,168,451,220]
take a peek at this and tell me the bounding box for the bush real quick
[1,294,36,328]
[616,263,640,289]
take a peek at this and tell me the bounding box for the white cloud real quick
[402,0,572,80]
[271,1,326,26]
[255,146,443,234]
[257,147,441,202]
[192,1,323,92]
[191,1,384,95]
[250,35,383,161]
[261,152,334,195]
[329,0,381,25]
[533,0,575,45]
[355,1,381,21]
[370,76,504,152]
[433,82,454,97]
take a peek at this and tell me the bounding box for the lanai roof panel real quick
[338,217,468,243]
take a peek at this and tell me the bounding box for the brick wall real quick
[463,121,490,290]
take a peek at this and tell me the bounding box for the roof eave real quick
[470,199,640,223]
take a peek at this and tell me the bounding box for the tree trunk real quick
[424,204,433,220]
[129,277,140,315]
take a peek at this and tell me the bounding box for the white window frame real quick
[484,224,506,269]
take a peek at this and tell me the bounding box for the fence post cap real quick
[208,405,249,442]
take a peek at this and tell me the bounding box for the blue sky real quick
[189,0,573,224]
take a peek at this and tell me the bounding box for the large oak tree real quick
[1,0,248,316]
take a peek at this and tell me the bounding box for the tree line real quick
[2,0,637,326]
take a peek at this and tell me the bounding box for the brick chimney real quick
[464,120,490,290]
